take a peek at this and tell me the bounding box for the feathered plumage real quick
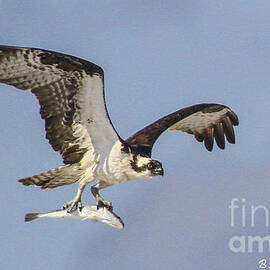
[0,45,239,211]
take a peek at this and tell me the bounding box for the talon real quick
[97,199,113,211]
[91,185,112,210]
[63,200,82,213]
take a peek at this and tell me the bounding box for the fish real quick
[25,205,124,229]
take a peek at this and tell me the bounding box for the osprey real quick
[0,46,239,212]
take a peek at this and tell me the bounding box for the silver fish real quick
[25,205,124,229]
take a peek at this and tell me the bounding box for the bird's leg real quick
[63,180,87,213]
[91,183,112,210]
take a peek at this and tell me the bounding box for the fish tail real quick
[18,164,82,189]
[25,213,40,222]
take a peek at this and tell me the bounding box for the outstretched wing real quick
[0,45,119,164]
[126,103,239,156]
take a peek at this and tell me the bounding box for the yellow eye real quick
[147,163,153,169]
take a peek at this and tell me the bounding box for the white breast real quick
[94,141,131,184]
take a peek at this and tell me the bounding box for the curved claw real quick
[97,200,113,211]
[63,200,83,213]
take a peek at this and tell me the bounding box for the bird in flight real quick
[0,46,239,212]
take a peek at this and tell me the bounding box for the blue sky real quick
[0,1,270,269]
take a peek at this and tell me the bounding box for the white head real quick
[129,154,164,179]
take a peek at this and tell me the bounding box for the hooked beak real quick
[153,167,164,176]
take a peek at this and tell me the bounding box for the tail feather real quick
[18,164,82,189]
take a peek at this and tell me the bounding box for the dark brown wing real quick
[0,45,119,164]
[126,103,239,156]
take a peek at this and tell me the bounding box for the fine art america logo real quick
[228,198,270,253]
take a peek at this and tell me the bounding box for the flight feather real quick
[126,103,239,156]
[0,45,119,165]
